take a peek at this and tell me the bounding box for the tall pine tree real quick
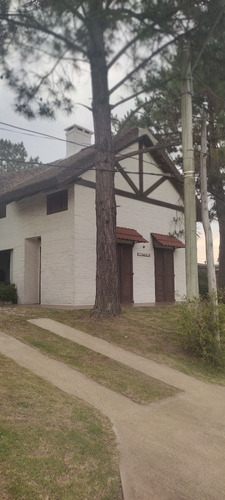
[0,0,201,315]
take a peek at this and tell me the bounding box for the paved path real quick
[1,319,225,499]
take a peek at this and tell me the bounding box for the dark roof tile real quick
[116,227,148,242]
[151,233,185,248]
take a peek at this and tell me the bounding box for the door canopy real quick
[151,233,185,249]
[116,227,148,243]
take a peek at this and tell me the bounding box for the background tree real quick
[115,0,225,287]
[0,139,40,173]
[0,0,202,316]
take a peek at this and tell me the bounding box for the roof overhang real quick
[117,227,148,243]
[151,233,185,249]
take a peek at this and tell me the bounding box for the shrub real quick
[217,287,225,304]
[178,296,224,366]
[0,283,17,304]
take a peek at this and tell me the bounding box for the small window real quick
[0,204,6,219]
[47,190,68,215]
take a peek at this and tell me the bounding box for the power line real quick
[0,153,181,175]
[0,126,45,139]
[0,121,179,154]
[0,121,182,172]
[0,121,90,148]
[0,157,176,178]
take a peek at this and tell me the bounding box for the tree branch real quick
[109,30,192,95]
[110,89,147,110]
[75,102,93,112]
[107,33,140,69]
[1,13,88,56]
[104,0,117,9]
[116,99,153,130]
[63,0,86,23]
[30,50,68,98]
[107,7,144,21]
[192,4,225,72]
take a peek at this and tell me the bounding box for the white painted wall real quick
[74,183,96,305]
[116,194,186,302]
[24,238,41,303]
[0,186,75,304]
[73,156,186,305]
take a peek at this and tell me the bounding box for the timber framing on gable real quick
[139,139,144,194]
[113,138,173,207]
[76,135,184,213]
[114,137,183,212]
[76,178,184,213]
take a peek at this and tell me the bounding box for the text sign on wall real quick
[137,253,151,257]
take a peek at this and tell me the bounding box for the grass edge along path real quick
[0,354,123,500]
[0,314,179,405]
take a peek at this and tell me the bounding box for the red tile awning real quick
[151,233,185,248]
[116,227,148,243]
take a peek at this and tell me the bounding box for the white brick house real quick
[0,126,186,306]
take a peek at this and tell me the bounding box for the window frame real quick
[46,189,68,215]
[0,204,6,219]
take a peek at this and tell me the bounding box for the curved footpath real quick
[0,318,225,499]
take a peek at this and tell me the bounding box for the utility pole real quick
[181,44,199,299]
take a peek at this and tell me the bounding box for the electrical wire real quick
[0,121,179,156]
[0,121,182,174]
[0,149,181,176]
[0,156,176,178]
[0,121,90,148]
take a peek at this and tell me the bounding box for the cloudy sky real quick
[0,56,136,162]
[0,62,218,264]
[0,69,93,163]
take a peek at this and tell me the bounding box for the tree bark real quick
[217,199,225,288]
[200,111,218,295]
[207,99,225,289]
[87,6,120,317]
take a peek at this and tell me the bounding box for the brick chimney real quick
[65,124,93,157]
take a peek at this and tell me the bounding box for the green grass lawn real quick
[1,303,224,384]
[0,354,122,500]
[1,303,225,385]
[0,307,179,405]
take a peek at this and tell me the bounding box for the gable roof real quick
[0,127,183,205]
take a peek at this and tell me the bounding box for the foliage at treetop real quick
[0,0,194,119]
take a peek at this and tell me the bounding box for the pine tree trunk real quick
[88,9,121,317]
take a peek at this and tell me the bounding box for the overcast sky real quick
[0,70,93,163]
[0,58,135,163]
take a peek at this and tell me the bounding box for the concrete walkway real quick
[1,319,225,499]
